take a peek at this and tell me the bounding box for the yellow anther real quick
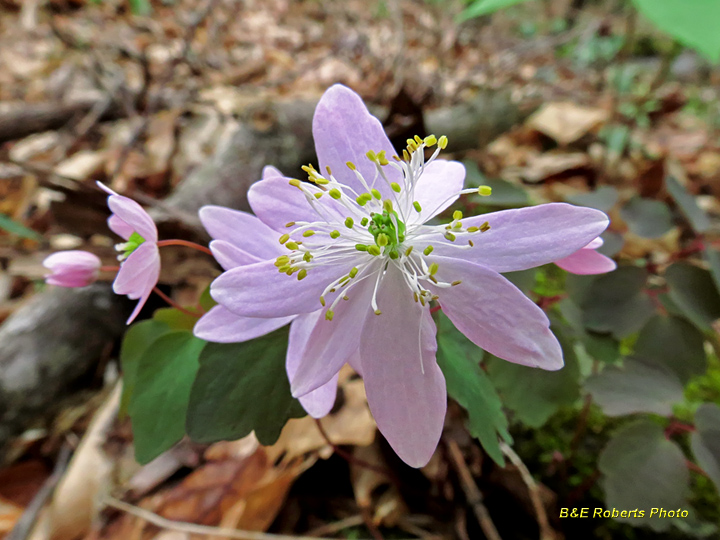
[406,138,418,151]
[314,192,323,199]
[374,309,382,315]
[383,199,394,213]
[303,251,313,262]
[314,178,329,185]
[478,185,492,196]
[431,295,439,301]
[355,244,368,252]
[366,150,377,162]
[297,269,308,280]
[453,222,463,230]
[286,267,295,275]
[339,276,350,285]
[480,221,491,232]
[419,295,426,306]
[389,251,398,259]
[468,240,474,247]
[405,246,414,256]
[444,232,456,241]
[329,188,342,200]
[392,155,401,162]
[414,135,423,145]
[438,135,448,149]
[451,280,462,286]
[349,267,358,278]
[413,292,419,303]
[277,265,290,273]
[325,310,334,321]
[371,188,382,200]
[429,262,439,276]
[330,230,340,239]
[289,179,302,188]
[361,217,369,226]
[453,210,463,221]
[285,221,295,228]
[345,217,354,228]
[302,230,315,237]
[402,149,410,162]
[320,296,326,307]
[377,233,389,247]
[467,226,480,233]
[356,194,370,206]
[343,295,349,301]
[326,166,332,176]
[429,276,438,284]
[413,201,422,213]
[368,245,381,256]
[424,134,437,146]
[347,161,356,170]
[423,245,434,256]
[377,151,389,166]
[286,241,299,250]
[279,234,290,244]
[390,182,401,193]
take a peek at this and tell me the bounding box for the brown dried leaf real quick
[527,102,607,146]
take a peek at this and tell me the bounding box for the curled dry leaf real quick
[527,102,607,146]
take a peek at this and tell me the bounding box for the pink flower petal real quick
[199,206,281,260]
[430,203,609,273]
[262,165,284,179]
[287,312,338,418]
[360,266,446,468]
[108,215,134,240]
[209,240,263,271]
[211,259,346,318]
[585,237,604,250]
[431,255,563,370]
[290,273,377,397]
[408,160,466,223]
[113,242,160,323]
[194,305,294,343]
[313,84,402,198]
[43,250,101,288]
[248,177,331,232]
[555,248,617,275]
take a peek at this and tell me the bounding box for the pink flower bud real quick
[43,251,101,288]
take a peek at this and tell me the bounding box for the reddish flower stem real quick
[152,287,201,318]
[686,460,709,477]
[100,265,120,272]
[156,239,213,255]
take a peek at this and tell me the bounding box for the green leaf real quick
[583,332,620,364]
[599,420,690,531]
[703,248,720,295]
[436,315,511,465]
[665,262,720,331]
[199,284,217,312]
[463,161,528,207]
[585,358,684,416]
[666,175,711,233]
[129,0,152,16]
[458,0,533,21]
[691,403,720,495]
[153,307,198,331]
[620,197,674,238]
[119,320,173,418]
[186,328,305,446]
[0,213,44,241]
[577,266,655,338]
[128,331,205,464]
[486,327,580,428]
[634,314,707,383]
[566,186,619,212]
[631,0,720,63]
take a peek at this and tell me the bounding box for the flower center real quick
[367,206,405,258]
[115,231,146,261]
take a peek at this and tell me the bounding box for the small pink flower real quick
[97,182,161,324]
[554,237,617,275]
[43,250,101,287]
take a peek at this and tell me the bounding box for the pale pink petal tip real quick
[554,237,616,275]
[43,250,101,288]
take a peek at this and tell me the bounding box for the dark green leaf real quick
[129,0,152,16]
[153,307,198,331]
[691,403,720,494]
[199,285,217,312]
[578,266,654,338]
[502,268,536,295]
[596,231,624,257]
[620,197,674,239]
[458,0,532,21]
[583,332,620,364]
[585,358,684,416]
[566,186,619,212]
[463,161,529,207]
[436,315,511,465]
[0,213,44,241]
[599,420,690,531]
[665,262,720,331]
[186,328,305,446]
[703,248,720,295]
[631,0,720,62]
[129,331,205,464]
[486,328,579,428]
[119,320,173,418]
[634,314,707,383]
[666,175,711,233]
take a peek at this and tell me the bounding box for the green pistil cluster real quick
[116,231,146,261]
[355,202,407,259]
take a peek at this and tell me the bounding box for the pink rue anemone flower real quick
[203,84,610,467]
[98,182,161,324]
[554,237,617,275]
[43,250,101,287]
[194,165,339,419]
